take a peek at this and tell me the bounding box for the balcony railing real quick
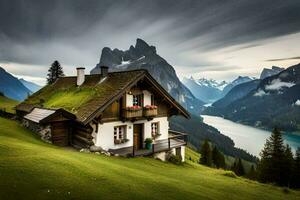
[132,130,187,156]
[109,130,188,157]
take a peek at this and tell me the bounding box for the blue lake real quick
[202,115,300,156]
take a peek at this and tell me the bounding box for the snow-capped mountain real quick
[183,76,254,103]
[90,38,205,114]
[182,77,228,103]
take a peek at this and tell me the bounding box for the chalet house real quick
[16,66,189,161]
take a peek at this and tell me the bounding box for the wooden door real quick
[51,121,70,146]
[133,124,143,150]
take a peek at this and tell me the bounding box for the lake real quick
[202,115,300,156]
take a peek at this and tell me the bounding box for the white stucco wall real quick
[143,90,152,106]
[93,117,169,151]
[126,94,133,107]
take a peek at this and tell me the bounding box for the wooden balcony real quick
[109,130,188,157]
[143,107,158,117]
[122,108,143,119]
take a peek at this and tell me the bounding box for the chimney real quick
[76,67,85,86]
[100,66,109,77]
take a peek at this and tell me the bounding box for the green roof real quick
[17,70,145,123]
[16,69,189,124]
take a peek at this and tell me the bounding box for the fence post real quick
[168,138,171,150]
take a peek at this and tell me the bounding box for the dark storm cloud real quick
[265,56,300,62]
[0,0,300,69]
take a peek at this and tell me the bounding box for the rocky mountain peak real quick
[90,38,204,114]
[134,38,156,56]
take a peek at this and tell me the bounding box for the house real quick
[16,66,189,161]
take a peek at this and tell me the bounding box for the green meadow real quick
[0,117,299,200]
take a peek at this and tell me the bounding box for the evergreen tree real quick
[232,158,245,176]
[291,147,300,188]
[246,165,257,180]
[257,128,286,185]
[283,144,294,186]
[47,60,64,84]
[212,146,226,169]
[199,139,212,166]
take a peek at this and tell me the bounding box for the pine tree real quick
[283,144,294,186]
[233,158,245,176]
[291,147,300,188]
[212,146,226,169]
[47,60,64,84]
[257,128,286,185]
[199,139,212,166]
[246,165,257,180]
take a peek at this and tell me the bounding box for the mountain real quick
[0,67,31,101]
[212,79,261,108]
[19,78,42,93]
[260,66,284,79]
[205,63,300,132]
[183,76,253,104]
[222,76,254,95]
[182,77,227,103]
[91,38,204,114]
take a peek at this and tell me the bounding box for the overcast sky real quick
[1,0,300,85]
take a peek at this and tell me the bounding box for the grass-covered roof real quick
[17,70,145,123]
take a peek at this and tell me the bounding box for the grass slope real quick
[0,95,18,113]
[0,117,299,200]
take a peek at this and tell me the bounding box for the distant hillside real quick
[0,67,31,101]
[204,63,300,132]
[0,93,18,113]
[90,38,204,114]
[19,78,42,93]
[212,80,261,108]
[1,117,299,200]
[222,76,254,95]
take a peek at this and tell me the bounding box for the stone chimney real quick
[100,66,109,77]
[76,67,85,86]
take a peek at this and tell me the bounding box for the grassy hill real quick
[0,95,18,113]
[0,117,299,200]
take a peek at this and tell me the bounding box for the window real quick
[133,94,143,107]
[151,122,160,138]
[114,126,127,143]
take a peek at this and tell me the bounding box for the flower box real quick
[114,138,129,144]
[143,105,158,117]
[122,106,143,118]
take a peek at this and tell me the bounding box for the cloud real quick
[0,0,300,82]
[265,78,295,90]
[265,56,300,62]
[254,89,268,97]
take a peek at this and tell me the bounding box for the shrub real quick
[167,154,182,165]
[223,171,237,178]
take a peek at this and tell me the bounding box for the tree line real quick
[198,128,300,188]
